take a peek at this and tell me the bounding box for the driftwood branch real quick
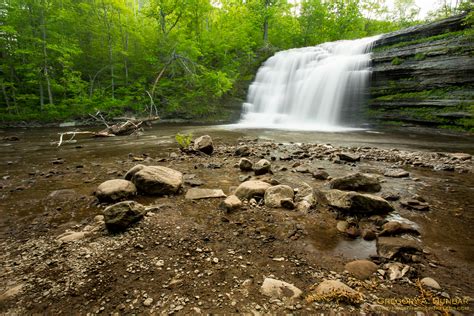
[55,116,160,147]
[88,111,110,128]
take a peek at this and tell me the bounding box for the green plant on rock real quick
[175,133,193,149]
[414,53,426,61]
[391,57,404,65]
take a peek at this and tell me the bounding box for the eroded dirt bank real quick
[0,129,473,314]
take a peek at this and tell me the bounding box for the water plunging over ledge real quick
[237,36,380,131]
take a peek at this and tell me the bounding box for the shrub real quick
[175,133,193,149]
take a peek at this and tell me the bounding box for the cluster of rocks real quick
[2,133,470,314]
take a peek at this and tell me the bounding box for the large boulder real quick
[328,173,381,193]
[345,260,378,280]
[126,165,183,196]
[234,180,272,200]
[254,159,271,175]
[95,179,137,202]
[193,135,214,155]
[103,201,147,232]
[260,278,302,300]
[324,189,394,214]
[264,185,294,208]
[376,237,422,260]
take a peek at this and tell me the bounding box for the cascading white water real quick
[238,36,380,131]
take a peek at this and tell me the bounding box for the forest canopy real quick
[0,0,471,122]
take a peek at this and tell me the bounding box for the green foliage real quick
[0,0,469,124]
[175,132,193,149]
[414,53,426,61]
[391,57,404,65]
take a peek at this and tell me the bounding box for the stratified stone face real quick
[370,14,473,130]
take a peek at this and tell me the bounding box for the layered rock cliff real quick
[370,13,474,131]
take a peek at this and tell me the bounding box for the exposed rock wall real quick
[370,13,474,131]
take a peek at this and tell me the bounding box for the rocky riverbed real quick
[0,130,473,314]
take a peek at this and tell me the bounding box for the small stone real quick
[384,169,409,178]
[328,173,381,193]
[235,145,251,157]
[312,170,329,180]
[400,199,430,211]
[239,158,253,171]
[281,198,295,210]
[377,237,422,260]
[337,152,360,162]
[420,277,441,290]
[56,231,87,243]
[295,200,311,212]
[193,135,214,155]
[185,188,226,200]
[361,229,377,241]
[143,298,153,306]
[95,179,137,202]
[264,185,294,208]
[345,260,378,280]
[103,201,147,232]
[313,280,360,300]
[254,159,271,175]
[336,221,349,233]
[126,165,183,196]
[234,180,272,200]
[325,189,394,214]
[260,278,302,300]
[221,195,242,212]
[380,221,420,236]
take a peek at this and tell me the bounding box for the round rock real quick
[254,159,271,175]
[239,158,253,171]
[234,180,272,200]
[420,277,441,290]
[345,260,378,280]
[193,135,214,155]
[95,179,137,202]
[127,165,183,196]
[264,185,294,208]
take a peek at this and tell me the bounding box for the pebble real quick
[143,298,153,306]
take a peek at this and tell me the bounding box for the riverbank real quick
[0,128,473,313]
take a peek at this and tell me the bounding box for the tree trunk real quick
[124,31,129,86]
[263,18,268,42]
[1,81,11,109]
[39,83,44,110]
[40,5,53,105]
[263,0,269,43]
[102,0,115,99]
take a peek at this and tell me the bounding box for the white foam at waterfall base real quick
[235,35,381,132]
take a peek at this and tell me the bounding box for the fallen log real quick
[54,116,160,147]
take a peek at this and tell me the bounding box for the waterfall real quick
[238,36,380,131]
